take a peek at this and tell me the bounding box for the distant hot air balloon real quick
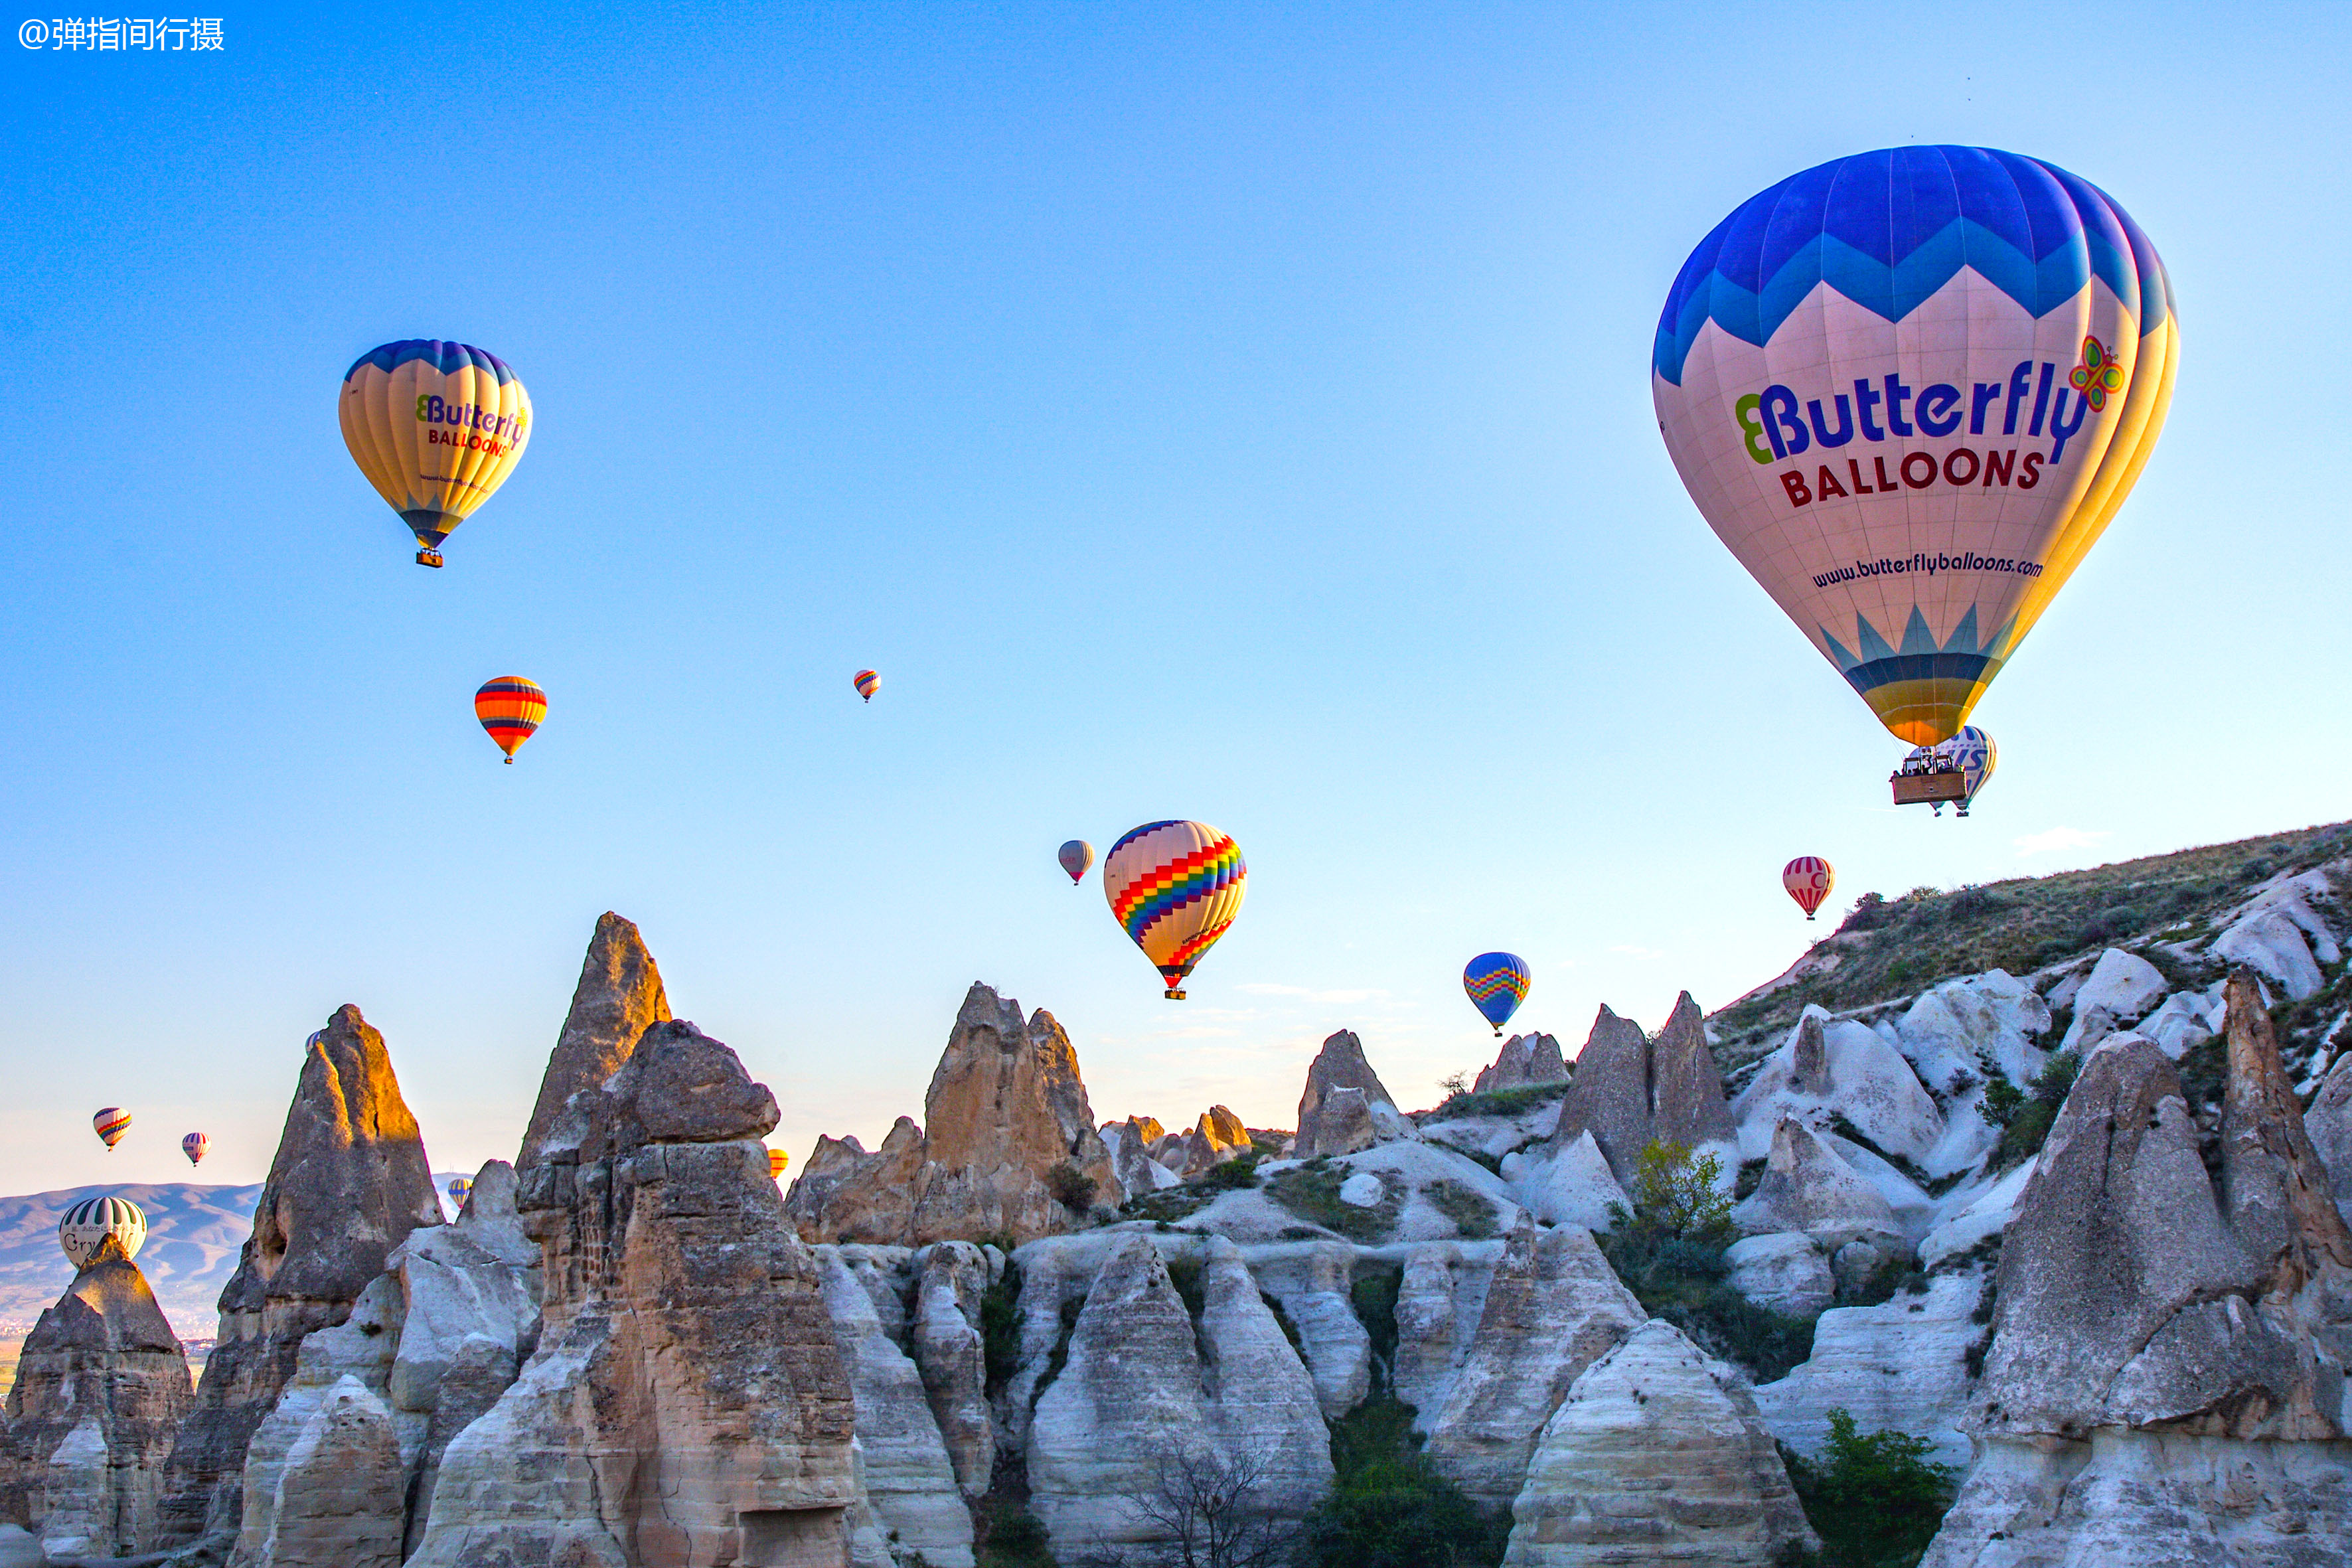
[475,676,546,763]
[340,341,533,568]
[447,1176,473,1206]
[1058,840,1095,885]
[92,1107,132,1150]
[853,669,880,702]
[181,1132,209,1166]
[1783,856,1836,921]
[768,1148,790,1180]
[1462,953,1532,1036]
[1654,149,2175,759]
[1103,821,1247,1000]
[58,1196,146,1268]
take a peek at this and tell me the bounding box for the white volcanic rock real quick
[1198,1237,1333,1512]
[1421,1097,1565,1162]
[2308,1050,2352,1219]
[1502,1320,1816,1567]
[2223,868,2344,962]
[1250,1242,1370,1419]
[1919,1430,2352,1568]
[1502,1131,1629,1232]
[815,1250,973,1568]
[0,1524,40,1568]
[1423,1219,1645,1508]
[1391,1247,1462,1421]
[37,1420,110,1560]
[253,1375,405,1568]
[1026,1235,1326,1561]
[2214,909,2326,1000]
[2058,948,2170,1050]
[1733,1007,1944,1166]
[1724,1233,1834,1318]
[1918,1158,2038,1268]
[1894,971,2051,1093]
[1731,1119,1900,1250]
[1339,1172,1386,1208]
[910,1242,992,1498]
[2140,982,2227,1059]
[1818,1132,1935,1243]
[1751,1271,1986,1470]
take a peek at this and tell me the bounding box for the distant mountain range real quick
[0,1174,474,1339]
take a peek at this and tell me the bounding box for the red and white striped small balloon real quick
[1782,856,1835,921]
[181,1132,210,1166]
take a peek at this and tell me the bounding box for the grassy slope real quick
[1710,819,2352,1072]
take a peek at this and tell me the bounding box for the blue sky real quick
[4,2,2348,1196]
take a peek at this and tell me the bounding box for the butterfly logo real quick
[2068,335,2127,412]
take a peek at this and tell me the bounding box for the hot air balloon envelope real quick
[1103,821,1247,999]
[1654,147,2176,747]
[853,669,880,702]
[181,1132,210,1166]
[1783,856,1835,920]
[768,1148,791,1180]
[1462,953,1531,1036]
[1058,840,1095,884]
[447,1177,473,1204]
[92,1107,132,1150]
[58,1196,146,1267]
[475,677,546,762]
[340,341,532,566]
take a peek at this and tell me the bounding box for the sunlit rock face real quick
[783,984,1117,1247]
[0,1235,193,1557]
[158,1003,443,1548]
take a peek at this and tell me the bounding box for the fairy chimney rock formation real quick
[413,1016,858,1565]
[159,1002,441,1547]
[1550,993,1733,1179]
[0,1235,193,1556]
[1476,1032,1569,1093]
[1921,969,2352,1565]
[516,911,671,1173]
[783,984,1117,1246]
[1295,1030,1402,1158]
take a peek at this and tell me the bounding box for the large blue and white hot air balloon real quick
[1653,147,2176,751]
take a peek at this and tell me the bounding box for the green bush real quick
[1422,1179,1500,1240]
[1294,1398,1510,1568]
[1198,1150,1264,1190]
[1625,1138,1734,1245]
[981,1262,1024,1395]
[1990,1051,2078,1170]
[1782,1408,1958,1568]
[1601,1221,1815,1383]
[1266,1160,1403,1244]
[1419,1081,1571,1125]
[1044,1160,1097,1214]
[975,1496,1058,1568]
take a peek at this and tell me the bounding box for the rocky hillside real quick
[1713,819,2352,1077]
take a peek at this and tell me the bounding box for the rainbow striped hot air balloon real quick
[340,341,532,568]
[1783,856,1835,921]
[1103,821,1247,1000]
[92,1107,132,1151]
[853,669,880,702]
[181,1132,209,1166]
[58,1196,146,1267]
[475,677,546,763]
[1462,953,1532,1036]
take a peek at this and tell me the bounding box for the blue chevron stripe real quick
[345,339,518,385]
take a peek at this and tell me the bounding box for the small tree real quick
[1046,1160,1098,1214]
[1782,1407,1958,1568]
[1625,1138,1734,1245]
[1120,1449,1295,1568]
[1436,1069,1470,1099]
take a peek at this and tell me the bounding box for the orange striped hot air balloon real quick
[768,1148,790,1180]
[475,676,546,763]
[852,669,880,702]
[92,1107,132,1150]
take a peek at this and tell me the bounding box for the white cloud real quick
[2013,826,2110,858]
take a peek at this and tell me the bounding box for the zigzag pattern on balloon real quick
[1653,146,2172,384]
[343,339,520,384]
[1464,972,1527,1003]
[1818,605,2018,699]
[1114,846,1244,943]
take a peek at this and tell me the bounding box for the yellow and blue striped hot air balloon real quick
[1103,821,1247,1000]
[1654,149,2175,755]
[1462,953,1531,1036]
[58,1196,146,1268]
[340,341,532,568]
